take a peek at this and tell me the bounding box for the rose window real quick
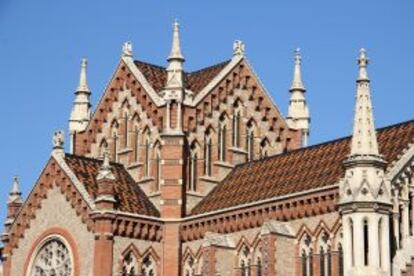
[30,238,72,276]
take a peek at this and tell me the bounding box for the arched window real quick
[300,233,313,276]
[378,218,382,268]
[238,245,251,276]
[350,219,354,266]
[256,257,262,276]
[111,120,119,162]
[184,255,195,276]
[141,255,156,276]
[122,251,139,276]
[318,231,331,276]
[123,113,129,148]
[232,102,241,148]
[246,121,255,161]
[29,237,72,276]
[143,129,151,177]
[189,143,198,191]
[218,116,227,162]
[155,145,161,191]
[133,126,140,162]
[204,129,212,176]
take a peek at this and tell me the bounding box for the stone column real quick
[342,216,352,274]
[381,215,391,272]
[401,200,410,248]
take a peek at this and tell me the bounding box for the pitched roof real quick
[192,120,414,215]
[134,60,231,95]
[64,154,160,217]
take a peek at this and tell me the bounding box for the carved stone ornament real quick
[233,40,245,56]
[53,130,64,149]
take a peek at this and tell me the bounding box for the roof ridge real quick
[234,118,414,170]
[65,153,124,167]
[186,59,231,75]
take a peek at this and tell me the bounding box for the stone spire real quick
[286,48,310,146]
[163,20,186,134]
[69,58,92,152]
[168,19,185,62]
[8,176,23,204]
[165,20,185,91]
[349,48,380,156]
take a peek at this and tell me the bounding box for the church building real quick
[2,21,414,276]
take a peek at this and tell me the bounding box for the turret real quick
[69,58,92,153]
[286,48,310,146]
[2,177,23,238]
[339,49,391,276]
[162,20,185,134]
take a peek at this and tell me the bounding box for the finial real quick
[8,176,23,204]
[122,41,133,58]
[97,145,115,180]
[290,48,305,90]
[168,19,184,61]
[357,48,369,81]
[52,130,65,157]
[76,58,90,93]
[233,40,245,56]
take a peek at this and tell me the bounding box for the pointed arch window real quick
[123,113,129,148]
[318,231,331,276]
[189,143,198,191]
[238,245,251,276]
[184,256,195,276]
[363,219,369,266]
[133,126,140,162]
[141,255,156,276]
[218,116,227,162]
[121,251,139,276]
[204,129,212,176]
[300,233,313,276]
[155,145,161,191]
[246,121,255,161]
[232,102,241,147]
[143,129,151,177]
[111,120,119,162]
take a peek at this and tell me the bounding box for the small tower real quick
[339,49,391,276]
[162,20,185,134]
[69,58,92,153]
[286,48,310,146]
[3,177,23,236]
[92,146,117,276]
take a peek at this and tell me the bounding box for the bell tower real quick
[339,49,392,276]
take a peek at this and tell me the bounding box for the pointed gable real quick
[64,154,160,217]
[134,59,231,95]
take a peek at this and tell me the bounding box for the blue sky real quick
[0,1,413,226]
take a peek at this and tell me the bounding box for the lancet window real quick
[121,251,139,276]
[300,233,313,276]
[204,128,212,176]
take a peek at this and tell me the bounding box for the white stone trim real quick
[386,141,414,181]
[122,56,165,106]
[52,153,96,209]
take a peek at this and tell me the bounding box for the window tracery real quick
[238,245,251,276]
[121,251,139,276]
[300,233,313,276]
[141,255,156,276]
[30,238,72,276]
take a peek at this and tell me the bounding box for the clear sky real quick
[0,1,413,227]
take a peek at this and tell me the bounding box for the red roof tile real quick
[65,154,160,217]
[134,60,231,95]
[192,120,414,215]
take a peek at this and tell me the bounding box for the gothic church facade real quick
[2,22,414,276]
